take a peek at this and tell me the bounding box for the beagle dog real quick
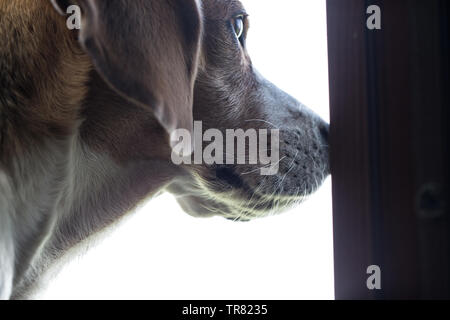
[0,0,329,299]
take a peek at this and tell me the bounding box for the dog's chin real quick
[175,191,306,222]
[168,165,327,221]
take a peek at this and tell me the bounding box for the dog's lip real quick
[214,166,244,189]
[172,166,324,220]
[203,169,316,200]
[177,186,308,220]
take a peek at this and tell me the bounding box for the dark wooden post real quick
[327,0,450,299]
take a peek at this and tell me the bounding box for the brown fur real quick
[0,1,90,158]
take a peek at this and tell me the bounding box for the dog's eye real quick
[232,16,245,41]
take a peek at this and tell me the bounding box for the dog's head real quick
[51,0,329,221]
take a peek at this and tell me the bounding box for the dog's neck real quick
[0,1,90,298]
[0,2,179,299]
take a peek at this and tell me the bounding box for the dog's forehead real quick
[201,0,246,20]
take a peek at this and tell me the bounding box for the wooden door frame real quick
[327,0,450,299]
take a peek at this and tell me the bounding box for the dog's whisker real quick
[244,119,280,129]
[243,156,287,177]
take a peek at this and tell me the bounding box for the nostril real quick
[318,122,329,145]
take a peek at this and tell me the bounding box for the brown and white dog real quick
[0,0,329,299]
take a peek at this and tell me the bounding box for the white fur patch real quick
[0,171,14,300]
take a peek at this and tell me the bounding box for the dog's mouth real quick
[167,160,328,221]
[214,167,245,189]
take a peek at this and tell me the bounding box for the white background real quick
[40,0,333,300]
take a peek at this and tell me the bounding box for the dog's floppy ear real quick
[51,0,202,149]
